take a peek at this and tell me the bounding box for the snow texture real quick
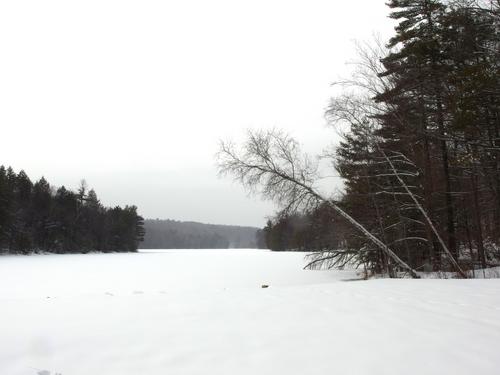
[1,249,499,375]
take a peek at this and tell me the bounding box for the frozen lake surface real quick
[1,249,499,375]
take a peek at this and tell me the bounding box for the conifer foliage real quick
[255,0,500,276]
[0,166,144,254]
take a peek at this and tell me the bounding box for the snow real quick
[1,249,500,375]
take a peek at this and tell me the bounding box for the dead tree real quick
[216,129,420,278]
[379,149,468,278]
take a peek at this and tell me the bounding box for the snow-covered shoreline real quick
[1,250,500,375]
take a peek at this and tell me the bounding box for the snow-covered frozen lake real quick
[1,249,500,375]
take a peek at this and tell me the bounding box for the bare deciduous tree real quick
[216,129,420,278]
[379,149,468,278]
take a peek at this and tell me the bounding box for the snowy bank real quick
[1,249,499,375]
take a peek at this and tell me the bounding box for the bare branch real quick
[216,129,420,278]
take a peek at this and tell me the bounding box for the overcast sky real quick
[0,0,395,227]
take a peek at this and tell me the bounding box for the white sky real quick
[0,0,395,227]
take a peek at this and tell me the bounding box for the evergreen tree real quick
[0,166,145,254]
[0,166,10,249]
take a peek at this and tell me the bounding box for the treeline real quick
[0,166,145,254]
[260,0,500,275]
[142,219,264,249]
[260,204,343,252]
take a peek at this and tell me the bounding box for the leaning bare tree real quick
[379,149,468,278]
[216,129,420,278]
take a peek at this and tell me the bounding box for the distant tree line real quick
[0,166,144,254]
[221,0,500,277]
[141,219,265,249]
[260,203,344,252]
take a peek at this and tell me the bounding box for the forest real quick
[221,0,500,277]
[141,219,264,249]
[0,166,145,254]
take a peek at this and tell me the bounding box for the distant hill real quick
[140,219,264,249]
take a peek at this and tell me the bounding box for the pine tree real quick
[0,166,10,250]
[0,167,145,254]
[32,177,53,250]
[376,0,461,259]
